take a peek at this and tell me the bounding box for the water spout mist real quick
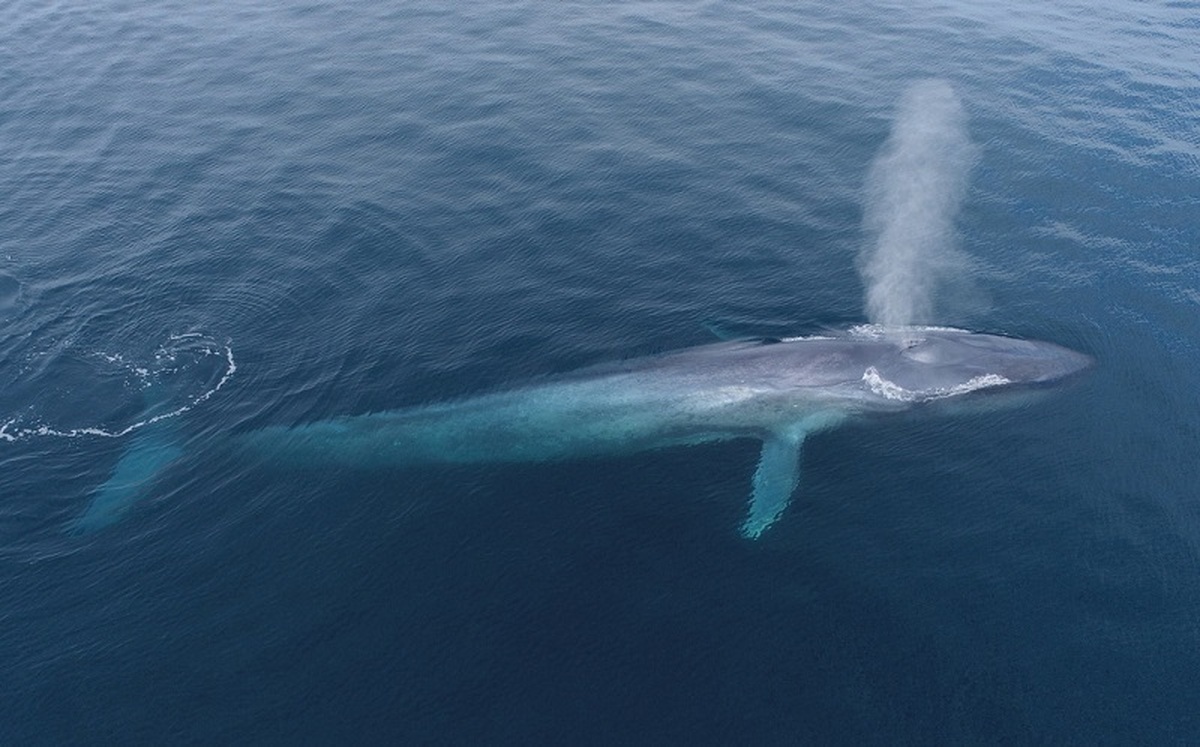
[860,80,976,327]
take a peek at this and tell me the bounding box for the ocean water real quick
[2,0,1198,742]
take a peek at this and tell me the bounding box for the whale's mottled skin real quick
[242,326,1090,538]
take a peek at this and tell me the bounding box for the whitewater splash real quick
[860,79,977,327]
[0,333,235,442]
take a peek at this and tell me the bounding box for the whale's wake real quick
[0,333,235,443]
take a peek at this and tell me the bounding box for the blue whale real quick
[240,325,1090,538]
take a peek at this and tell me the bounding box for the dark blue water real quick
[2,1,1198,742]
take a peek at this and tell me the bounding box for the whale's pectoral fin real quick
[740,430,806,539]
[701,319,751,341]
[700,319,783,345]
[740,413,846,539]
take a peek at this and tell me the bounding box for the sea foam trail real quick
[860,79,976,327]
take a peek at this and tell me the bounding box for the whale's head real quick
[851,325,1091,404]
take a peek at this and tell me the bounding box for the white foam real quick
[862,366,1010,402]
[848,323,968,339]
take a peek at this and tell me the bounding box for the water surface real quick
[1,0,1198,742]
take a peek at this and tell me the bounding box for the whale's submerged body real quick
[238,325,1090,538]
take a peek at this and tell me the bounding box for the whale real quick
[237,325,1090,538]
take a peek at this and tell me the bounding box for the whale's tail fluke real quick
[71,388,184,534]
[71,427,182,534]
